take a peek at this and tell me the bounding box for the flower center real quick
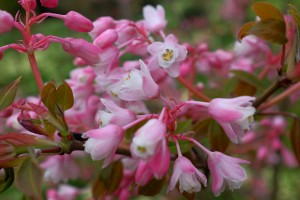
[162,49,174,61]
[124,73,131,81]
[137,146,147,153]
[247,116,253,124]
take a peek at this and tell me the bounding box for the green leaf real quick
[248,19,287,44]
[0,77,21,112]
[138,177,165,196]
[56,82,74,111]
[169,139,192,154]
[231,70,265,89]
[192,118,212,139]
[174,120,192,134]
[252,2,284,21]
[41,82,57,115]
[290,118,300,164]
[208,120,230,152]
[0,168,14,193]
[15,158,43,200]
[237,21,257,42]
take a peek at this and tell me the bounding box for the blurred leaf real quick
[222,77,239,96]
[181,191,195,200]
[249,19,287,44]
[0,77,21,112]
[92,160,123,199]
[237,21,257,42]
[252,2,284,21]
[192,118,212,139]
[56,82,74,112]
[231,70,264,89]
[15,158,43,200]
[208,120,230,152]
[290,118,300,164]
[234,80,257,96]
[288,4,300,26]
[0,168,14,193]
[169,140,192,154]
[174,120,192,134]
[138,177,165,196]
[41,82,57,115]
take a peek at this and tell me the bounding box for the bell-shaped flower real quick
[143,5,167,33]
[168,156,207,193]
[130,119,166,160]
[40,0,58,8]
[208,96,256,143]
[82,124,124,167]
[40,154,80,183]
[98,98,137,127]
[148,34,187,77]
[0,10,14,35]
[207,151,250,196]
[111,60,159,101]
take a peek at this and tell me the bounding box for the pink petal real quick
[148,42,164,55]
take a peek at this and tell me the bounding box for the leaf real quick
[92,160,123,199]
[248,19,287,44]
[15,158,43,200]
[288,4,300,26]
[41,82,57,115]
[237,21,257,42]
[208,120,230,152]
[0,168,14,193]
[0,77,21,112]
[56,82,74,111]
[169,140,192,154]
[234,80,257,96]
[290,118,300,164]
[192,118,212,139]
[252,2,284,21]
[138,177,165,196]
[174,120,192,134]
[231,70,265,89]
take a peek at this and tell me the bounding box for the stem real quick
[179,136,211,155]
[260,80,300,110]
[253,79,281,108]
[123,114,158,130]
[184,100,209,107]
[172,135,182,157]
[177,76,211,102]
[271,153,280,200]
[27,54,44,92]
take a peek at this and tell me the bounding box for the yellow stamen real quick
[162,49,174,61]
[137,146,147,153]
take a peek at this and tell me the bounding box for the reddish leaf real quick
[234,80,257,96]
[0,77,21,112]
[208,121,230,152]
[291,118,300,164]
[41,82,57,115]
[252,2,284,21]
[138,177,165,196]
[56,82,74,111]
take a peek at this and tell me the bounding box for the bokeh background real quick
[0,0,300,199]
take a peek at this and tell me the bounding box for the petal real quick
[148,42,164,55]
[219,122,239,144]
[176,45,188,61]
[142,76,159,99]
[165,34,178,43]
[164,62,181,77]
[208,157,225,196]
[100,98,122,113]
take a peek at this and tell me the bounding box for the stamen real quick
[162,49,174,61]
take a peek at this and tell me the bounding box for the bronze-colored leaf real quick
[290,118,300,164]
[252,2,284,21]
[248,19,287,44]
[208,120,230,152]
[41,82,57,115]
[138,177,165,196]
[0,77,21,112]
[237,21,257,42]
[56,82,74,111]
[0,168,14,193]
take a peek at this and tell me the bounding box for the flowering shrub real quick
[0,1,300,199]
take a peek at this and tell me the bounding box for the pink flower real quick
[0,10,14,35]
[89,16,116,40]
[148,34,187,77]
[63,11,94,32]
[47,185,80,200]
[168,156,207,193]
[130,119,166,160]
[40,154,80,183]
[93,29,118,49]
[208,96,256,143]
[40,0,58,8]
[98,98,137,127]
[82,125,124,167]
[143,5,167,33]
[111,60,159,101]
[207,152,250,196]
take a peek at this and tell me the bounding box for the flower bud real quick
[18,0,36,11]
[40,0,58,8]
[93,29,118,49]
[64,11,94,32]
[0,10,14,35]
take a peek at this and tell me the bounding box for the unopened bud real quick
[64,11,94,32]
[0,10,14,35]
[18,0,36,11]
[93,29,118,49]
[40,0,58,8]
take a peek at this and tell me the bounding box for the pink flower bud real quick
[64,11,94,32]
[143,5,167,33]
[0,10,14,35]
[18,0,36,11]
[93,29,118,49]
[89,17,116,39]
[40,0,58,8]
